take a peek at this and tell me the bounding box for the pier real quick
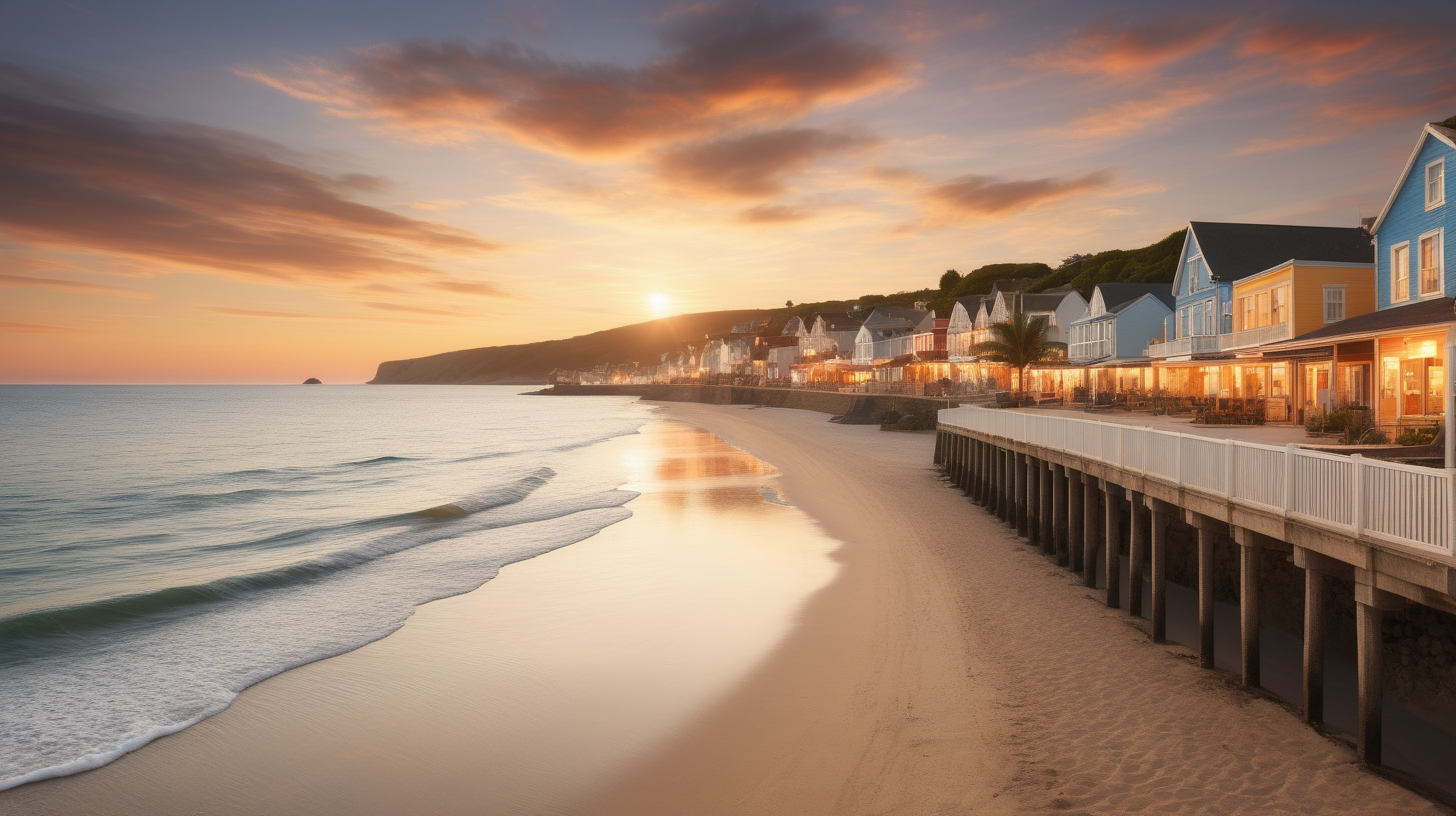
[935,406,1456,769]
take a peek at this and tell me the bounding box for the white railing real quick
[939,406,1455,556]
[1145,335,1222,358]
[1221,322,1291,351]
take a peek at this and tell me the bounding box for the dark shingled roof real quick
[955,295,985,314]
[1095,283,1175,312]
[1282,297,1455,344]
[1189,222,1373,282]
[813,311,865,331]
[1016,292,1071,313]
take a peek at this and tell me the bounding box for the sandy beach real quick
[2,402,1445,815]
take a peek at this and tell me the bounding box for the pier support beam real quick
[934,431,944,466]
[982,441,993,508]
[1356,583,1403,765]
[1082,476,1100,588]
[971,440,983,505]
[958,437,971,495]
[1015,453,1029,538]
[1068,470,1085,575]
[1186,511,1217,670]
[1148,498,1174,643]
[1004,447,1015,527]
[1233,527,1262,688]
[1294,547,1352,726]
[1039,462,1054,555]
[1103,480,1121,609]
[1127,490,1146,618]
[1052,465,1068,565]
[1026,457,1040,547]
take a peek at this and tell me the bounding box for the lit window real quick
[1256,292,1270,327]
[1429,159,1446,209]
[1272,286,1288,324]
[1323,287,1345,323]
[1241,297,1255,331]
[1392,244,1410,302]
[1419,232,1443,296]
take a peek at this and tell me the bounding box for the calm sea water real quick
[0,385,651,790]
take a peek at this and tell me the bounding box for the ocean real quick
[0,385,652,790]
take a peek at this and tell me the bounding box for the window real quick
[1185,256,1203,295]
[1256,292,1270,326]
[1429,159,1446,210]
[1323,286,1345,323]
[1205,299,1216,335]
[1241,297,1255,331]
[1191,303,1203,336]
[1392,243,1411,302]
[1419,230,1444,296]
[1272,286,1288,324]
[1180,308,1189,338]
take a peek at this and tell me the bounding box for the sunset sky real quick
[3,0,1455,383]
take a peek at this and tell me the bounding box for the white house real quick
[851,306,936,365]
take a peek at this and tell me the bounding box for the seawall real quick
[541,384,959,417]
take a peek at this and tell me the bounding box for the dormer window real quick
[1428,159,1446,210]
[1185,256,1204,295]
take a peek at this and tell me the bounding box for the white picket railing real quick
[939,406,1455,556]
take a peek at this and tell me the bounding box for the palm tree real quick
[974,312,1053,400]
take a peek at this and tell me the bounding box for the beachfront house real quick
[1247,119,1455,426]
[852,306,936,366]
[1067,284,1175,365]
[808,312,866,357]
[946,296,984,360]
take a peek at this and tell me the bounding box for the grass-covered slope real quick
[369,230,1187,383]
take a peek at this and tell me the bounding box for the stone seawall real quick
[542,384,959,417]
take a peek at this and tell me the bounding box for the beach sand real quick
[2,403,1444,815]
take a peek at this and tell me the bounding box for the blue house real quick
[1067,283,1175,365]
[1149,221,1373,360]
[1371,119,1454,309]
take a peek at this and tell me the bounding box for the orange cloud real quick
[0,62,504,285]
[922,170,1113,222]
[1038,17,1235,78]
[738,204,816,224]
[243,4,908,157]
[0,273,151,298]
[655,127,875,198]
[1238,21,1454,87]
[0,321,83,334]
[1071,85,1213,138]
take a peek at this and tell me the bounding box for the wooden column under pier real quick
[1294,547,1353,726]
[1004,447,1015,527]
[1039,463,1054,556]
[979,440,991,507]
[1016,454,1029,539]
[1356,583,1404,765]
[1068,470,1085,575]
[1052,465,1069,566]
[1083,476,1100,589]
[1127,489,1147,618]
[1186,510,1218,670]
[1233,527,1261,687]
[1027,457,1041,547]
[1148,498,1174,643]
[1104,480,1121,609]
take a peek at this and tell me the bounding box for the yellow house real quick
[1224,261,1376,351]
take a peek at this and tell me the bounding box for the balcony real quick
[1145,334,1222,358]
[1219,321,1291,351]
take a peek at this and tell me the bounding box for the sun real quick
[648,293,671,317]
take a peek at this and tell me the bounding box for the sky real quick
[2,0,1455,383]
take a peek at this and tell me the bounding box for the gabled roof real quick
[1371,123,1456,233]
[954,295,985,315]
[814,311,865,331]
[862,306,935,333]
[1017,292,1070,312]
[1188,222,1373,282]
[1096,283,1176,312]
[1267,296,1454,348]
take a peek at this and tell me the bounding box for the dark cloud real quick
[656,128,874,198]
[245,4,907,156]
[925,170,1113,219]
[0,63,505,283]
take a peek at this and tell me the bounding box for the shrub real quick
[1395,426,1438,446]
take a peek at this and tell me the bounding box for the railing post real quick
[1449,470,1456,556]
[1175,435,1183,485]
[1284,443,1296,515]
[1352,454,1365,540]
[1224,439,1235,498]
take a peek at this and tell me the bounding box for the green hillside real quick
[370,229,1187,383]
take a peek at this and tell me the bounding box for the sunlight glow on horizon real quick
[649,293,672,318]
